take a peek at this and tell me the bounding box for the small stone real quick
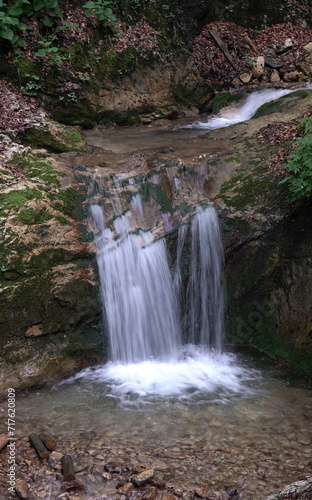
[25,324,43,337]
[299,63,312,77]
[128,486,159,500]
[303,42,312,53]
[0,433,9,451]
[264,56,284,69]
[231,78,243,87]
[133,465,150,474]
[210,419,222,427]
[150,478,167,489]
[252,63,264,79]
[161,492,179,500]
[102,472,112,480]
[104,462,123,474]
[117,482,134,494]
[61,480,86,492]
[276,38,293,54]
[256,56,265,67]
[195,486,208,497]
[270,69,280,83]
[132,469,155,486]
[153,461,167,470]
[15,479,30,500]
[37,492,47,498]
[239,73,252,84]
[283,70,305,82]
[50,451,63,461]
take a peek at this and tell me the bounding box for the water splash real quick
[63,346,260,403]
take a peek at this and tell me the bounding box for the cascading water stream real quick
[91,205,181,363]
[91,203,224,362]
[184,87,299,130]
[188,207,224,350]
[13,89,312,500]
[86,201,258,401]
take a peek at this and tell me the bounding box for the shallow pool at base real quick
[15,350,312,499]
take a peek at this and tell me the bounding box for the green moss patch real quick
[11,153,65,186]
[252,90,308,119]
[141,182,173,213]
[51,187,85,220]
[17,207,52,225]
[24,124,85,153]
[224,153,242,164]
[210,91,242,114]
[0,188,43,216]
[219,163,288,212]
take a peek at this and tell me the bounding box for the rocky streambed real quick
[0,354,312,500]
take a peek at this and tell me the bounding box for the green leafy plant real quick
[35,40,62,66]
[225,4,235,12]
[280,116,312,202]
[67,92,78,102]
[0,0,28,46]
[56,21,82,32]
[23,74,41,96]
[0,0,62,46]
[83,0,116,26]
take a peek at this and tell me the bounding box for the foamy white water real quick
[61,346,260,403]
[186,88,295,130]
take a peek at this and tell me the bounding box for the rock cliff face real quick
[0,119,104,393]
[200,91,312,374]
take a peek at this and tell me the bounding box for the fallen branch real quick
[28,433,50,459]
[61,454,76,481]
[209,29,237,69]
[39,433,56,451]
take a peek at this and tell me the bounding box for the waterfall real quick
[173,224,188,316]
[185,88,296,130]
[188,207,224,350]
[91,203,224,363]
[91,205,181,363]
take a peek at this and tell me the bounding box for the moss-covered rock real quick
[223,199,312,375]
[23,122,86,153]
[0,144,104,393]
[252,90,308,119]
